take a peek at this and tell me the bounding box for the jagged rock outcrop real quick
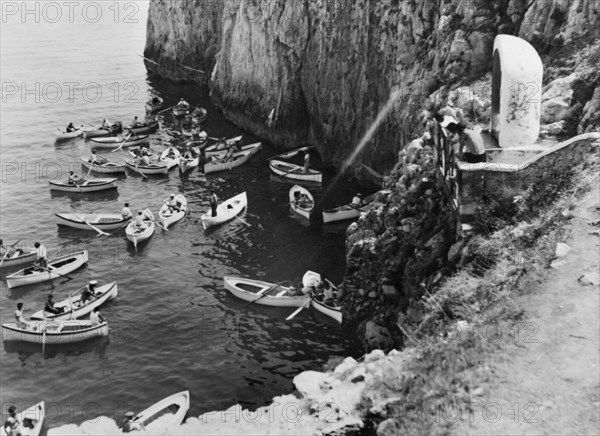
[145,0,598,170]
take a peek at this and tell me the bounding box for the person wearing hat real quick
[80,280,98,305]
[164,194,180,213]
[352,193,363,207]
[121,411,142,433]
[122,203,133,220]
[44,294,63,315]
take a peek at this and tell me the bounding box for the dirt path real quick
[453,182,600,435]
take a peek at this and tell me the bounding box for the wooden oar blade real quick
[285,302,309,321]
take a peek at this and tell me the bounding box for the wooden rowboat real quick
[55,125,84,140]
[130,391,190,432]
[204,136,244,157]
[160,147,181,170]
[267,145,317,161]
[180,155,199,173]
[0,251,38,270]
[159,195,187,229]
[81,156,126,174]
[0,401,45,436]
[192,107,208,123]
[90,134,149,149]
[82,122,122,139]
[145,97,164,113]
[224,277,310,307]
[55,212,129,231]
[322,193,376,224]
[2,320,109,344]
[289,185,314,220]
[204,143,261,174]
[124,158,168,175]
[124,120,159,135]
[6,250,88,289]
[201,192,247,230]
[173,105,192,117]
[208,142,260,160]
[30,282,118,321]
[126,209,155,248]
[270,160,322,183]
[49,178,118,193]
[304,271,342,323]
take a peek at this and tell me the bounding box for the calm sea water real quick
[0,2,363,428]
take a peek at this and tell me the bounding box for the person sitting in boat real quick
[34,242,47,269]
[90,308,104,325]
[122,202,133,220]
[216,138,228,150]
[131,116,140,127]
[183,148,194,160]
[14,303,30,330]
[210,191,219,217]
[295,192,310,208]
[165,194,180,213]
[67,170,82,185]
[351,193,363,208]
[0,239,19,258]
[122,411,142,433]
[177,98,190,109]
[322,282,336,305]
[303,151,311,173]
[144,111,156,123]
[44,294,63,315]
[80,280,98,305]
[223,147,235,162]
[101,118,111,129]
[140,146,152,165]
[66,122,76,133]
[4,405,22,436]
[134,211,145,228]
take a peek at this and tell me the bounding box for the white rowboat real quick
[81,156,127,174]
[30,282,118,321]
[0,251,38,270]
[124,159,168,175]
[180,155,199,173]
[131,391,190,432]
[55,213,129,231]
[49,178,117,193]
[6,250,89,289]
[204,136,244,156]
[304,271,342,323]
[125,120,159,134]
[201,192,247,230]
[289,185,314,220]
[159,195,187,229]
[322,193,376,224]
[269,160,322,183]
[126,209,155,248]
[0,401,45,436]
[90,135,149,149]
[224,277,310,307]
[55,126,84,140]
[207,142,260,160]
[160,147,181,170]
[204,143,261,174]
[145,97,164,113]
[2,320,108,344]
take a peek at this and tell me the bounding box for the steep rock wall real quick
[145,0,599,170]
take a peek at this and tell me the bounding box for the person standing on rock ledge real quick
[446,122,487,164]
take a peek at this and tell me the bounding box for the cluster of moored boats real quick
[1,94,375,434]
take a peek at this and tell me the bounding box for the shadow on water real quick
[3,337,109,360]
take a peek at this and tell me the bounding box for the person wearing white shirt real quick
[122,203,133,220]
[34,242,47,268]
[90,309,104,325]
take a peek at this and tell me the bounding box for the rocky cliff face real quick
[145,0,599,170]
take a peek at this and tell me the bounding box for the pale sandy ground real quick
[454,180,600,435]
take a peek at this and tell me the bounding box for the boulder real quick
[541,73,577,124]
[555,242,572,258]
[540,120,566,136]
[363,321,394,351]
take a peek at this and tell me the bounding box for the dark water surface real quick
[0,3,363,427]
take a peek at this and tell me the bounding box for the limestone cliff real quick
[145,0,599,170]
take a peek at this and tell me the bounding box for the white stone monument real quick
[491,35,543,147]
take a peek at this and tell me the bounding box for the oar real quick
[38,265,74,281]
[232,214,250,227]
[157,105,175,114]
[134,161,148,180]
[0,239,21,267]
[107,219,132,236]
[244,283,283,309]
[111,132,133,153]
[285,301,310,321]
[42,328,46,357]
[75,215,109,236]
[151,218,169,232]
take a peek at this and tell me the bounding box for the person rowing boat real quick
[45,294,64,315]
[122,202,133,220]
[164,194,181,213]
[66,122,76,133]
[90,149,108,165]
[0,239,23,259]
[80,280,98,305]
[101,118,111,129]
[68,170,83,186]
